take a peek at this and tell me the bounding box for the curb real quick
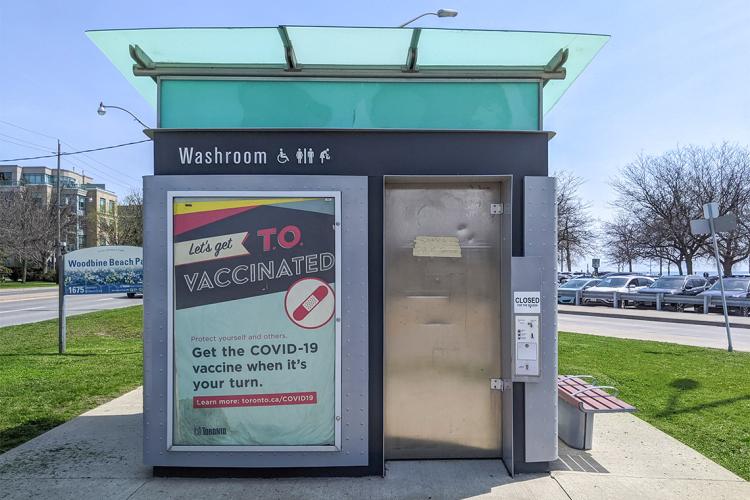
[558,308,750,330]
[0,286,58,294]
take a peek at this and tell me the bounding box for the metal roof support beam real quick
[542,48,568,86]
[133,65,565,81]
[277,26,299,72]
[404,29,422,73]
[128,36,567,82]
[129,44,156,82]
[129,44,154,69]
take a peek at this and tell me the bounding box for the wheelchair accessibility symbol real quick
[277,148,290,164]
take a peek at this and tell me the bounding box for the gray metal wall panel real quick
[143,175,369,468]
[509,255,541,472]
[522,176,558,463]
[143,176,168,467]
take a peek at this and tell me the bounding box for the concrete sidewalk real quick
[0,388,747,499]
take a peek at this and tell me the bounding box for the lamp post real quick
[97,102,150,129]
[399,8,458,28]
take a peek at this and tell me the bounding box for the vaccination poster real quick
[171,195,337,447]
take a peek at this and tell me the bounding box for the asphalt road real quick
[3,287,746,352]
[559,313,749,352]
[0,287,143,328]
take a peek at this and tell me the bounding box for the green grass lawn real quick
[0,281,57,289]
[0,306,143,453]
[560,332,750,480]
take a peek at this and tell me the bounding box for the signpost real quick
[690,203,737,352]
[63,246,143,295]
[591,258,600,276]
[58,246,144,354]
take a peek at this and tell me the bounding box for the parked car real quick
[558,278,600,304]
[585,275,655,305]
[571,272,591,279]
[706,275,720,286]
[696,277,750,315]
[637,275,708,311]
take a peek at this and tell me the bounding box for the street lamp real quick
[399,8,458,28]
[97,101,150,129]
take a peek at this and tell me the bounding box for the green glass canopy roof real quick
[87,26,608,114]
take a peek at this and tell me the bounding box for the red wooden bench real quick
[557,375,636,450]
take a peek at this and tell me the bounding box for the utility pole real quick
[56,140,66,354]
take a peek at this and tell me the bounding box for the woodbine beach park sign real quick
[64,245,143,295]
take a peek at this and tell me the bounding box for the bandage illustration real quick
[293,285,330,321]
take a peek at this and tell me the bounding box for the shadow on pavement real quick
[0,413,147,480]
[0,417,66,454]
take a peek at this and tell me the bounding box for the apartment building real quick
[0,164,118,249]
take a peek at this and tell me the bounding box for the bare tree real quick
[0,190,61,282]
[638,219,688,275]
[555,171,596,272]
[691,143,750,275]
[613,143,750,276]
[612,147,707,274]
[117,189,143,246]
[95,212,118,246]
[603,215,642,272]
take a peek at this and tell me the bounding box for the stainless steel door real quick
[384,181,502,459]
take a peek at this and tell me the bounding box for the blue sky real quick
[1,0,749,268]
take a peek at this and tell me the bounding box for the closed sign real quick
[514,292,541,313]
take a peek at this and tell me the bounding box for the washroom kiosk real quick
[89,25,608,476]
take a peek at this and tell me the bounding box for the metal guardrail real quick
[558,289,750,314]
